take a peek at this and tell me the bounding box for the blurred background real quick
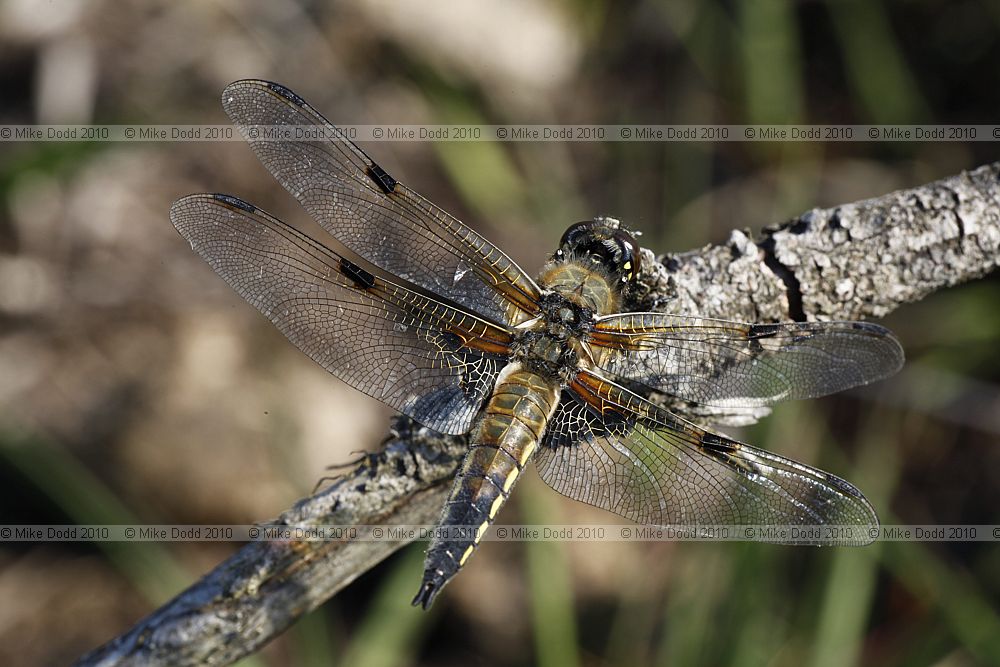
[1,0,999,665]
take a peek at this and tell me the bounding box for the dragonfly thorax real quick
[513,330,580,381]
[537,258,623,316]
[538,291,594,337]
[511,292,593,381]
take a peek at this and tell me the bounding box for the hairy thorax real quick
[512,259,622,383]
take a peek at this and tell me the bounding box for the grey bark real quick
[76,162,1000,666]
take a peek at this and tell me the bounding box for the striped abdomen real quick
[412,364,560,609]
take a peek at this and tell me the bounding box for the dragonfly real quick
[170,80,904,610]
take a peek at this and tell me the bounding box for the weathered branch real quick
[77,425,468,667]
[647,162,1000,323]
[76,162,1000,666]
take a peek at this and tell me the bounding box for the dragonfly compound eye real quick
[558,220,640,285]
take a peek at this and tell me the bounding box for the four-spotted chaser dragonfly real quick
[170,81,904,609]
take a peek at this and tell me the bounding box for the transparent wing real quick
[219,79,542,327]
[588,313,904,408]
[536,369,877,543]
[170,193,514,435]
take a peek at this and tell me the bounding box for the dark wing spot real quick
[212,193,256,213]
[339,258,377,289]
[266,81,307,107]
[699,432,762,479]
[700,431,740,455]
[748,323,781,339]
[820,472,868,499]
[367,163,398,194]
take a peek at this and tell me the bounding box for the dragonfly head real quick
[555,217,641,286]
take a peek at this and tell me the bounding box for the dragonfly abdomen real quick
[412,364,560,609]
